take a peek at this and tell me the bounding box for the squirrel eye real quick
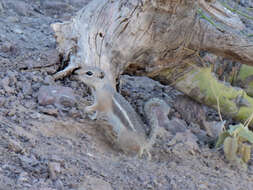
[86,71,93,76]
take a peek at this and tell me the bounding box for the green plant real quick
[216,123,253,169]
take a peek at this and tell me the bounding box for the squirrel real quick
[76,66,170,158]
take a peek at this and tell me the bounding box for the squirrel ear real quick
[99,71,105,79]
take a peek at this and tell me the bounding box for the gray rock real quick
[12,1,30,16]
[43,49,60,67]
[165,117,188,134]
[1,76,15,94]
[78,176,113,190]
[17,172,29,184]
[42,1,72,11]
[38,85,76,107]
[0,1,3,13]
[168,130,199,155]
[48,162,61,180]
[38,107,58,116]
[8,138,24,154]
[22,82,33,96]
[0,41,12,53]
[43,75,55,85]
[0,96,6,107]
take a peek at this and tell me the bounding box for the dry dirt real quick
[0,0,253,190]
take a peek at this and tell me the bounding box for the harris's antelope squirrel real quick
[76,66,170,158]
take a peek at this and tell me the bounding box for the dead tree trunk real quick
[51,0,253,123]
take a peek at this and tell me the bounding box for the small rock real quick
[17,172,30,184]
[165,117,187,134]
[44,49,60,66]
[48,162,61,180]
[19,155,39,168]
[190,123,214,144]
[38,87,56,106]
[38,85,76,107]
[6,70,18,84]
[0,41,12,53]
[1,76,15,94]
[24,101,37,109]
[69,108,82,118]
[169,130,199,155]
[7,108,16,117]
[78,176,113,190]
[207,120,225,138]
[30,112,42,119]
[0,89,4,95]
[59,95,76,107]
[23,59,36,70]
[11,1,30,16]
[0,97,6,107]
[0,1,3,12]
[39,107,58,116]
[43,1,72,11]
[8,139,24,154]
[22,81,33,96]
[174,95,213,136]
[54,179,64,189]
[43,75,55,85]
[50,155,64,163]
[6,16,19,23]
[13,27,23,34]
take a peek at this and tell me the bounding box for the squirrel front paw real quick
[85,105,98,120]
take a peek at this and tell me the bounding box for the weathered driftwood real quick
[51,0,253,123]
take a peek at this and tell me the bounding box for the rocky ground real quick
[0,0,253,189]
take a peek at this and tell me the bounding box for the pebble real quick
[17,172,30,184]
[11,1,30,16]
[6,16,19,23]
[0,41,13,53]
[43,75,55,85]
[78,176,113,190]
[38,107,58,116]
[42,1,72,11]
[55,179,64,190]
[13,27,23,34]
[43,49,60,66]
[165,117,188,134]
[7,108,16,117]
[48,162,61,180]
[0,97,6,107]
[169,130,200,155]
[24,101,37,109]
[8,138,24,154]
[0,2,3,12]
[1,76,15,94]
[22,81,33,96]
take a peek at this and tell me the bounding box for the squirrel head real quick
[75,66,107,89]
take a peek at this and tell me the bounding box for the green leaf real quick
[228,124,244,135]
[215,131,230,148]
[237,128,253,144]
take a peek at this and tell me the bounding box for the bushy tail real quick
[143,98,170,147]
